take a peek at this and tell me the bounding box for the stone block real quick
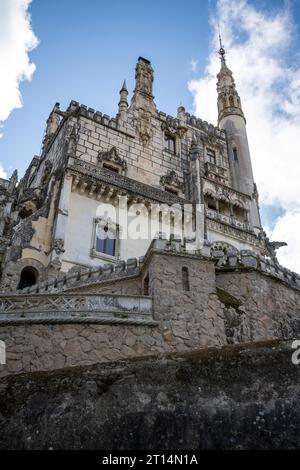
[240,250,258,268]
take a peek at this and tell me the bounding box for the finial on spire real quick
[218,34,226,63]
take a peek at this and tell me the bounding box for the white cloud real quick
[188,0,300,272]
[191,58,198,73]
[271,208,300,272]
[0,0,38,128]
[0,164,7,179]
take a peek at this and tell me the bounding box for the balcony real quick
[205,162,228,184]
[205,207,251,232]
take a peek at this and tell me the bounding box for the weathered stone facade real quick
[0,238,300,377]
[0,53,299,379]
[1,340,300,450]
[0,55,276,290]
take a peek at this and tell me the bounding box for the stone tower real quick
[216,38,261,233]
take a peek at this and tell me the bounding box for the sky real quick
[0,0,300,271]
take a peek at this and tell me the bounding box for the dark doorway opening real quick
[18,266,39,290]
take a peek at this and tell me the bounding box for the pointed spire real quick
[121,80,127,92]
[118,79,128,117]
[216,39,245,125]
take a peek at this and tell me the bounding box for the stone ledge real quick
[0,312,158,326]
[67,159,190,205]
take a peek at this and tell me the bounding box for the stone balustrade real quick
[0,292,155,326]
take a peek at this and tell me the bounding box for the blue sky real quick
[0,0,299,176]
[0,0,214,177]
[0,0,300,270]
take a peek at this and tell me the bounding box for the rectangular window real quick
[95,221,117,257]
[165,186,179,195]
[206,148,216,164]
[103,163,119,173]
[165,135,176,154]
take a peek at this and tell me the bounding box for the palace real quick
[0,49,298,377]
[0,51,280,289]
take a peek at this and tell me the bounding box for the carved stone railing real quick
[211,248,300,291]
[206,208,251,232]
[14,256,143,295]
[205,162,228,184]
[0,293,157,326]
[68,159,190,206]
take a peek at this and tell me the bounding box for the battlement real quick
[212,248,300,291]
[13,237,300,296]
[19,257,143,295]
[66,99,226,143]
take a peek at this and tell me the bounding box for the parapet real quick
[12,237,300,295]
[212,248,300,291]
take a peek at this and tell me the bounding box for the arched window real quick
[229,96,234,107]
[182,267,190,292]
[18,266,39,290]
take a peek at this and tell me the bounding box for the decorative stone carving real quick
[134,109,153,146]
[50,257,62,271]
[53,238,65,255]
[160,171,184,192]
[258,229,288,261]
[134,57,154,98]
[65,122,81,157]
[211,241,238,255]
[69,160,189,205]
[161,117,187,139]
[205,162,229,185]
[97,146,127,172]
[41,160,53,187]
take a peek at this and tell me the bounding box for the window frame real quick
[91,217,120,262]
[164,134,176,155]
[206,147,216,165]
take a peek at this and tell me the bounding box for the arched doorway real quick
[17,266,39,290]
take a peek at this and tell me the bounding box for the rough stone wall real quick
[0,323,163,378]
[70,98,228,196]
[216,269,300,344]
[148,252,226,348]
[67,276,141,295]
[1,340,300,450]
[2,248,300,379]
[0,252,226,377]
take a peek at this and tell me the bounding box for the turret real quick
[130,57,156,113]
[216,37,261,232]
[45,103,61,137]
[118,80,128,120]
[129,57,157,146]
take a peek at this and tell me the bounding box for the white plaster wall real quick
[62,191,184,271]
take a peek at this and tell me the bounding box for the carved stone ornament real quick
[50,257,62,271]
[97,146,127,171]
[161,117,187,139]
[67,122,81,156]
[160,171,183,191]
[53,238,65,255]
[138,109,153,146]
